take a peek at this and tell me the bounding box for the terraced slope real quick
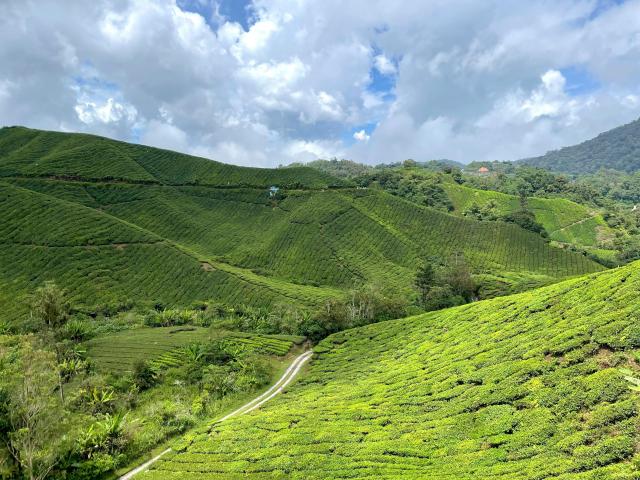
[0,127,605,323]
[146,263,640,479]
[443,183,614,249]
[0,126,340,188]
[0,178,604,321]
[0,181,339,321]
[85,326,304,373]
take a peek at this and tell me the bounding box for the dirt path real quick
[119,350,313,480]
[549,214,597,234]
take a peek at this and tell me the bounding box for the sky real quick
[2,0,640,167]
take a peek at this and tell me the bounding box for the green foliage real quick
[143,309,199,328]
[502,208,548,236]
[146,262,640,479]
[0,338,71,480]
[414,261,436,303]
[131,360,157,391]
[415,254,476,310]
[62,318,93,341]
[31,281,69,329]
[286,158,373,179]
[462,200,499,221]
[300,286,408,342]
[354,169,454,211]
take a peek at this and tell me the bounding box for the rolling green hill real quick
[145,262,640,479]
[0,126,340,188]
[442,183,615,251]
[520,117,640,174]
[0,127,604,324]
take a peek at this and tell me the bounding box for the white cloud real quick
[374,54,396,75]
[353,129,370,141]
[1,0,640,167]
[238,57,308,96]
[140,120,188,151]
[75,97,137,125]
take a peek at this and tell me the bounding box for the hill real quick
[442,183,616,254]
[334,163,617,262]
[0,126,340,188]
[0,127,604,324]
[144,262,640,479]
[520,118,640,174]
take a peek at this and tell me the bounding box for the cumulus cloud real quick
[374,54,397,75]
[353,129,370,142]
[1,0,640,166]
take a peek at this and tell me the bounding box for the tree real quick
[2,341,68,480]
[502,209,547,236]
[415,261,437,306]
[31,281,69,329]
[403,159,417,168]
[443,253,476,301]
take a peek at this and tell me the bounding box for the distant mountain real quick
[520,118,640,174]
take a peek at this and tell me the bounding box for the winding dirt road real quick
[119,350,313,480]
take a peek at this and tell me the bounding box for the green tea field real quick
[442,183,615,250]
[144,261,640,479]
[85,326,305,373]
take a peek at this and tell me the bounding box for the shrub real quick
[143,309,198,328]
[63,318,93,342]
[131,360,156,391]
[151,401,195,434]
[502,209,547,237]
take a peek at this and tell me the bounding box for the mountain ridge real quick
[519,117,640,174]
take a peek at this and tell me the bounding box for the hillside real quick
[0,128,604,323]
[442,183,615,252]
[145,262,640,479]
[334,163,617,261]
[0,126,340,188]
[520,118,640,174]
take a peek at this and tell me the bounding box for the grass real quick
[84,326,305,373]
[0,127,605,324]
[144,261,640,479]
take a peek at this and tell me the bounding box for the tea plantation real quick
[442,183,614,249]
[85,326,304,373]
[0,127,604,325]
[0,126,340,188]
[144,262,640,479]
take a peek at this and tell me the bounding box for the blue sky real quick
[560,65,602,96]
[178,0,253,29]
